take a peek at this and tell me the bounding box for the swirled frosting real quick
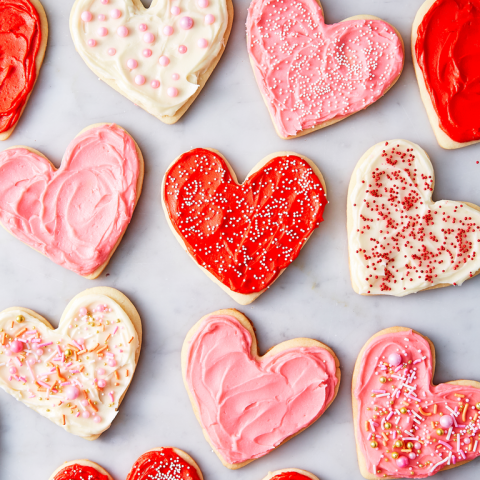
[184,314,338,465]
[0,124,140,276]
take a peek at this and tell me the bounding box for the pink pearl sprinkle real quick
[138,23,147,32]
[98,14,106,21]
[396,456,409,468]
[465,437,472,445]
[97,27,108,37]
[172,73,179,80]
[9,367,17,374]
[81,11,93,22]
[27,357,36,366]
[101,0,109,4]
[198,0,209,7]
[205,14,215,25]
[77,337,85,345]
[65,386,80,400]
[408,452,416,460]
[107,48,116,56]
[97,379,107,388]
[143,32,155,43]
[171,6,180,15]
[82,411,90,418]
[167,87,179,97]
[414,442,422,450]
[440,414,454,429]
[110,9,121,19]
[117,26,129,37]
[151,80,160,88]
[127,58,138,69]
[197,38,208,48]
[142,49,152,57]
[88,39,97,47]
[159,55,170,66]
[10,340,23,353]
[388,353,402,367]
[97,368,106,375]
[93,415,102,423]
[180,16,193,30]
[81,399,89,407]
[163,25,174,36]
[35,349,44,356]
[79,307,87,316]
[178,45,187,54]
[108,358,117,367]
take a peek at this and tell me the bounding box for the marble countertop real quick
[1,0,479,479]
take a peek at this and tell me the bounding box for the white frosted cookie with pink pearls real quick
[70,0,233,124]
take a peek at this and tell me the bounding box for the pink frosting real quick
[355,329,480,478]
[0,124,140,276]
[246,0,404,137]
[185,314,338,465]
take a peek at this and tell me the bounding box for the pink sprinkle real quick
[205,14,215,25]
[197,38,208,48]
[439,440,453,450]
[178,45,187,54]
[101,0,109,4]
[135,75,146,85]
[82,411,90,418]
[159,55,170,66]
[79,307,87,316]
[88,39,97,47]
[413,359,421,364]
[107,48,116,56]
[81,11,93,22]
[98,27,108,37]
[180,16,193,30]
[372,389,386,394]
[109,391,114,402]
[107,358,117,367]
[143,32,155,43]
[98,14,106,21]
[167,87,179,97]
[163,25,174,36]
[37,380,50,389]
[151,80,160,89]
[97,379,107,388]
[9,367,17,374]
[94,415,102,423]
[117,26,129,37]
[139,23,147,32]
[171,6,180,15]
[142,49,152,57]
[172,73,180,80]
[110,9,121,19]
[198,0,209,7]
[113,327,118,335]
[127,58,138,69]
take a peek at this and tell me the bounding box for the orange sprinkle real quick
[126,369,129,377]
[89,343,99,352]
[56,365,65,381]
[401,449,412,453]
[462,404,468,423]
[382,432,389,441]
[104,334,111,343]
[97,345,108,355]
[433,404,438,414]
[431,421,436,429]
[474,413,478,422]
[88,399,98,412]
[1,332,6,345]
[114,371,120,380]
[78,365,85,373]
[78,349,87,355]
[14,327,27,338]
[419,407,431,416]
[67,344,79,352]
[455,394,465,398]
[62,415,66,426]
[128,336,134,344]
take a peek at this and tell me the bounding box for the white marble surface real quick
[1,0,480,479]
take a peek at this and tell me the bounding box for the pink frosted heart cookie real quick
[0,123,143,278]
[353,327,480,478]
[247,0,404,139]
[70,0,233,124]
[182,309,340,469]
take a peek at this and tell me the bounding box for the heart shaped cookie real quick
[0,123,143,278]
[0,287,142,440]
[347,139,480,296]
[263,470,320,480]
[247,0,404,139]
[49,447,202,480]
[70,0,233,124]
[353,327,480,478]
[412,0,480,149]
[0,0,48,141]
[162,148,327,304]
[182,309,340,469]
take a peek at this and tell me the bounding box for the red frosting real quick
[0,0,41,134]
[126,449,201,480]
[164,148,327,294]
[271,473,312,480]
[54,464,109,480]
[415,0,480,143]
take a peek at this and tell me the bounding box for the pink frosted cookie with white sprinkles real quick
[247,0,404,139]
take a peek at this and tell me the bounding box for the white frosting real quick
[0,294,139,438]
[70,0,228,117]
[348,139,480,296]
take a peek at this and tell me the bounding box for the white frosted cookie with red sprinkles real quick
[347,140,480,296]
[247,0,405,139]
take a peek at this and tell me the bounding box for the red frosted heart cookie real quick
[353,327,480,478]
[182,309,340,469]
[0,123,144,278]
[0,0,48,141]
[247,0,404,139]
[347,139,480,296]
[413,0,480,149]
[263,470,320,480]
[162,148,327,304]
[49,448,203,480]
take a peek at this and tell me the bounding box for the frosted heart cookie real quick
[412,0,480,150]
[49,447,203,480]
[247,0,404,139]
[70,0,233,124]
[353,327,480,478]
[182,309,340,469]
[0,123,143,278]
[347,139,480,296]
[262,470,320,480]
[0,287,142,440]
[0,0,48,141]
[162,148,327,304]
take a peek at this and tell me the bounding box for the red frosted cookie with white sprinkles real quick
[162,148,328,304]
[247,0,404,139]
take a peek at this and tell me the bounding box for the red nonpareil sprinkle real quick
[164,148,327,294]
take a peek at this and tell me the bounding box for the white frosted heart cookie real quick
[70,0,233,124]
[347,139,480,296]
[0,287,142,440]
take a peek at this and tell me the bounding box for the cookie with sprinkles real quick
[353,327,480,479]
[49,448,203,480]
[247,0,405,139]
[182,309,340,469]
[162,148,328,305]
[0,287,142,440]
[263,470,320,480]
[347,139,480,296]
